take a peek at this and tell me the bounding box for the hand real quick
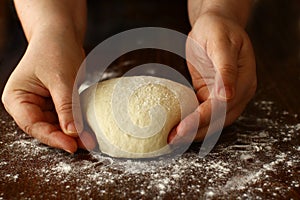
[2,36,96,153]
[169,13,257,142]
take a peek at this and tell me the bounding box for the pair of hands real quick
[2,13,256,153]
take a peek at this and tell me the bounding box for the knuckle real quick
[228,33,243,50]
[54,70,76,83]
[1,90,10,108]
[1,95,7,109]
[24,123,52,147]
[220,64,237,73]
[23,124,33,136]
[1,91,15,116]
[218,65,237,83]
[54,72,66,81]
[48,72,73,92]
[56,102,73,114]
[41,135,51,146]
[52,72,68,85]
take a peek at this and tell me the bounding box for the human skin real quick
[168,0,257,142]
[2,0,256,153]
[2,0,95,153]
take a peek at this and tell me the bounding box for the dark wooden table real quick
[1,0,299,199]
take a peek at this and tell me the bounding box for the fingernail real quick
[218,86,234,100]
[168,128,177,144]
[169,129,185,145]
[78,131,97,151]
[176,124,186,137]
[169,136,179,145]
[65,149,74,154]
[66,121,77,134]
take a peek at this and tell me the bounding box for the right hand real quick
[2,35,96,153]
[168,12,257,143]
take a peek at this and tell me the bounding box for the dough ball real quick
[81,76,198,158]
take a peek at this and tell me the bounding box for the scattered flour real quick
[52,162,72,174]
[0,100,299,199]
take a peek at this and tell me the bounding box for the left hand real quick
[168,12,257,143]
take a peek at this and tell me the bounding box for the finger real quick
[193,126,209,142]
[28,122,78,154]
[6,99,78,153]
[76,131,97,151]
[193,103,246,142]
[186,36,215,102]
[168,127,177,144]
[169,132,197,146]
[80,124,100,150]
[49,80,83,137]
[193,117,226,142]
[168,98,228,143]
[195,100,213,127]
[236,36,257,98]
[7,92,54,111]
[168,111,199,144]
[207,35,240,100]
[194,78,213,102]
[168,101,211,144]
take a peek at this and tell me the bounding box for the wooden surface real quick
[0,0,299,199]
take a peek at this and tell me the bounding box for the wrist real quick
[14,0,86,45]
[27,28,85,70]
[199,8,249,28]
[188,0,253,28]
[29,21,84,48]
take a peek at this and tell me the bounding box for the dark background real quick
[0,1,300,199]
[0,0,299,114]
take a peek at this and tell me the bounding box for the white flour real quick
[0,100,299,199]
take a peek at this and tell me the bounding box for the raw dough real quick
[80,76,198,158]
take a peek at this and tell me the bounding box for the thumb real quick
[209,39,239,100]
[50,77,83,137]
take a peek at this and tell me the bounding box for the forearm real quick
[188,0,253,27]
[14,0,87,45]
